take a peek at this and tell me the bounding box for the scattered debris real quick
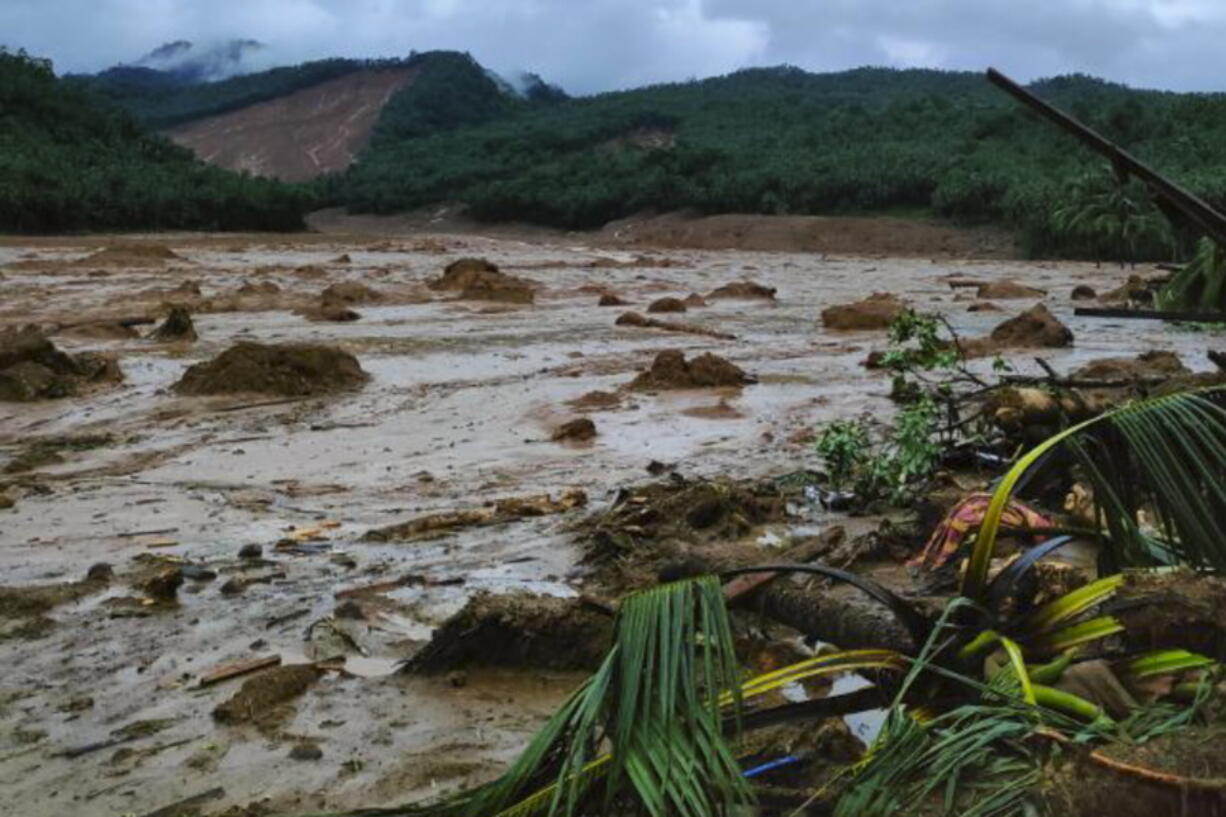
[363,489,588,542]
[199,655,283,687]
[615,311,737,339]
[173,342,369,396]
[628,349,753,390]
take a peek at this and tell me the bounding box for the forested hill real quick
[0,49,314,232]
[71,50,567,132]
[334,65,1226,259]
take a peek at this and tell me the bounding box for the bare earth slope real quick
[166,68,417,182]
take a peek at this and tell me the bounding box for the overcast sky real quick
[5,0,1226,94]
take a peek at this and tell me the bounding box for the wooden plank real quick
[198,654,281,687]
[1073,307,1226,322]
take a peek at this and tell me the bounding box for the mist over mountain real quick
[129,38,270,83]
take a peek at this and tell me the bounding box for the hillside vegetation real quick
[0,49,314,233]
[335,65,1226,259]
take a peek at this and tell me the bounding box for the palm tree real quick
[1053,168,1173,267]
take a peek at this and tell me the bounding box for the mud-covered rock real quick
[1071,285,1097,300]
[405,592,613,673]
[820,293,906,330]
[598,293,628,306]
[629,349,753,390]
[174,342,369,396]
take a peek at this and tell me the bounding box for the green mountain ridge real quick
[0,48,313,233]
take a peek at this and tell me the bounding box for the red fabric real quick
[909,492,1052,572]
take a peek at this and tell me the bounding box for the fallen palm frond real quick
[963,386,1226,599]
[1155,236,1226,314]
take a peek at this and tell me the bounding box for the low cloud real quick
[5,0,1226,92]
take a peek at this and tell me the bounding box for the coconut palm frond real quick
[963,386,1226,600]
[453,576,750,817]
[1155,236,1226,313]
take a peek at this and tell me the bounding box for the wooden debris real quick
[198,654,282,687]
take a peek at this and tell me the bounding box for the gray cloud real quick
[4,0,1226,93]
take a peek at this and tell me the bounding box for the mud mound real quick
[647,297,687,313]
[963,304,1073,357]
[602,212,1014,258]
[708,280,777,300]
[682,399,744,419]
[212,664,321,725]
[1071,285,1097,300]
[821,293,905,330]
[406,592,613,673]
[598,293,628,306]
[583,477,787,590]
[991,303,1073,348]
[966,301,1002,312]
[615,311,736,340]
[149,307,197,342]
[429,257,499,290]
[429,258,535,304]
[59,321,141,341]
[174,342,368,396]
[300,304,361,322]
[1072,351,1188,381]
[321,281,382,305]
[552,417,597,441]
[629,350,752,390]
[73,244,182,267]
[682,293,708,307]
[976,279,1046,299]
[0,327,123,401]
[236,280,280,296]
[0,567,111,640]
[568,390,621,410]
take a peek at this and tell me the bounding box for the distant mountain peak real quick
[133,39,267,83]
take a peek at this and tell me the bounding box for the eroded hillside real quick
[166,67,417,182]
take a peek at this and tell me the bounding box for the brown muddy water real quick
[0,230,1215,815]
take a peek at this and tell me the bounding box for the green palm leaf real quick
[962,386,1226,600]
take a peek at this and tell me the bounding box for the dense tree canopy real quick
[0,48,315,233]
[335,65,1226,259]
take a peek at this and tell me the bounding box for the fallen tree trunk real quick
[751,581,916,654]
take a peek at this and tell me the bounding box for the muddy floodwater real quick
[0,227,1215,816]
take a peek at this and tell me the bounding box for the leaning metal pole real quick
[986,67,1226,248]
